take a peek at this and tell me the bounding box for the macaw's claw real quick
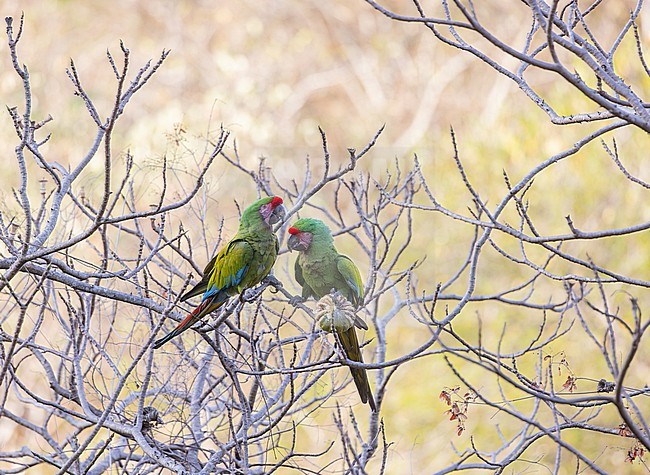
[263,274,283,290]
[289,295,306,306]
[240,287,259,303]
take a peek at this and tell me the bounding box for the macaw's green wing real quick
[336,255,368,330]
[180,253,220,302]
[202,239,254,300]
[180,239,254,302]
[294,258,305,287]
[337,327,376,412]
[295,258,316,300]
[336,255,364,305]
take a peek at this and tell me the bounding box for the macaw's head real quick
[287,218,332,252]
[243,196,286,228]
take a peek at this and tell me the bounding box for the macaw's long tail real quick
[153,297,226,349]
[338,327,377,412]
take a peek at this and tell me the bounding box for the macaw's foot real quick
[240,288,259,303]
[263,274,283,292]
[289,295,305,306]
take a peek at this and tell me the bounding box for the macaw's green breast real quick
[237,230,279,292]
[299,252,354,301]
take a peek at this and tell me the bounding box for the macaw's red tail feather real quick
[153,298,222,349]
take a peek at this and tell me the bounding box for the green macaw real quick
[287,218,376,411]
[153,196,286,349]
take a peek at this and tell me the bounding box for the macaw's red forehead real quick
[271,196,283,207]
[288,227,300,235]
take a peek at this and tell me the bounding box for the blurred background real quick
[1,0,649,473]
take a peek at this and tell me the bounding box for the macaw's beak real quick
[287,230,311,252]
[287,234,300,252]
[269,203,287,225]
